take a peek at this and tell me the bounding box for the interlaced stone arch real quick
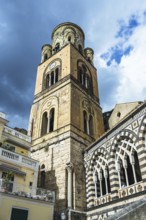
[112,130,142,188]
[138,115,146,143]
[89,148,111,197]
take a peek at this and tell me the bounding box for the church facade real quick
[28,22,146,220]
[85,101,146,219]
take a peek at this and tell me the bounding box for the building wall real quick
[84,102,146,220]
[109,102,141,129]
[0,193,54,220]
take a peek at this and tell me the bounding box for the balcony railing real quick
[0,148,38,170]
[3,126,31,143]
[118,181,144,198]
[94,194,112,206]
[0,179,55,203]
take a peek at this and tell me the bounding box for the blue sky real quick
[0,0,146,129]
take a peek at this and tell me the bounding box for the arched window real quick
[127,155,134,185]
[117,112,121,117]
[89,115,94,136]
[134,151,142,182]
[68,36,71,42]
[46,74,50,88]
[49,108,55,132]
[78,44,83,54]
[55,43,60,52]
[78,67,83,84]
[119,160,127,187]
[40,164,45,188]
[41,164,45,169]
[44,54,48,61]
[77,62,93,94]
[45,67,60,89]
[101,170,106,196]
[55,68,59,83]
[107,168,111,193]
[41,112,48,136]
[83,111,88,133]
[51,71,54,85]
[116,139,142,188]
[93,167,111,198]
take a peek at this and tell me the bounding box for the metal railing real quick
[0,179,55,203]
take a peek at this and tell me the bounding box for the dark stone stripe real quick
[137,144,145,149]
[109,165,116,170]
[142,178,146,182]
[108,161,115,166]
[87,183,94,187]
[110,183,119,188]
[111,190,119,194]
[110,177,119,182]
[139,157,146,162]
[138,150,146,155]
[87,195,94,200]
[141,170,146,175]
[139,137,145,141]
[140,164,146,169]
[109,171,118,176]
[87,173,93,178]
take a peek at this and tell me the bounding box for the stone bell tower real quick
[28,22,104,219]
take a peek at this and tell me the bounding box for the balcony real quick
[118,181,144,198]
[3,126,31,143]
[0,179,55,203]
[94,194,112,206]
[0,148,38,170]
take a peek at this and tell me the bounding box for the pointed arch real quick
[77,60,93,94]
[49,108,55,132]
[41,112,48,136]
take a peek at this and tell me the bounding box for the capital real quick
[66,162,73,173]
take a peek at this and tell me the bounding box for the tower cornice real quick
[51,22,85,40]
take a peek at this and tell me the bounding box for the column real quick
[66,162,73,208]
[47,115,50,133]
[116,162,122,188]
[131,156,137,183]
[49,74,51,86]
[104,169,108,194]
[132,162,137,183]
[99,172,103,197]
[87,117,90,135]
[54,71,56,84]
[85,75,88,88]
[93,172,97,197]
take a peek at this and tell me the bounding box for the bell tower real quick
[28,22,104,218]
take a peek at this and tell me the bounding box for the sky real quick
[0,0,146,130]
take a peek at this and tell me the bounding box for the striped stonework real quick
[85,102,146,219]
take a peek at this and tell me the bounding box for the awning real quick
[0,164,26,176]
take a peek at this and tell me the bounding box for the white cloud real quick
[96,11,146,111]
[115,24,146,103]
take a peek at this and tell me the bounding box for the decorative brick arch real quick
[111,129,139,153]
[89,147,108,169]
[138,115,146,143]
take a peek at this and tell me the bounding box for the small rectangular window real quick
[29,182,33,187]
[11,208,28,220]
